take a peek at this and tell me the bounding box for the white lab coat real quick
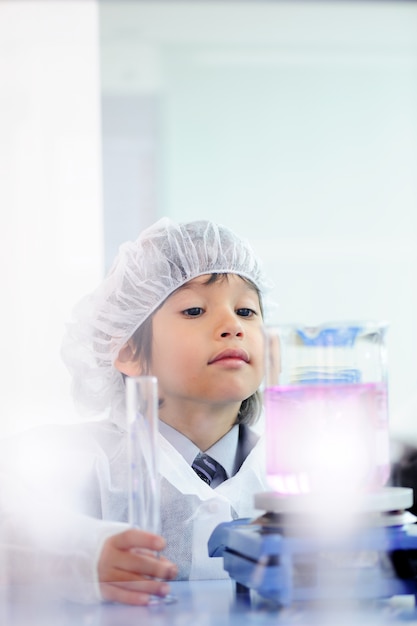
[0,419,268,603]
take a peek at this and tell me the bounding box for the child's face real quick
[149,274,264,410]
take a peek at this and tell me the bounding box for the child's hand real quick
[97,528,178,605]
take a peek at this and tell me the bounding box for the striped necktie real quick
[192,452,227,486]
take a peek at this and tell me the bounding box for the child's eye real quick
[183,307,204,317]
[236,308,257,317]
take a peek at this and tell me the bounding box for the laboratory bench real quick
[1,579,417,626]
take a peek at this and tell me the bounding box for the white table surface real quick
[1,579,417,626]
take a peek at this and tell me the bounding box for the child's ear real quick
[114,341,143,376]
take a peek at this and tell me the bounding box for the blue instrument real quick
[208,488,417,607]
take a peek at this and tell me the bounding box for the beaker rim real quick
[266,320,389,331]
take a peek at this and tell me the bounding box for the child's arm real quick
[97,528,178,605]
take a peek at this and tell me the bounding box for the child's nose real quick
[218,313,244,338]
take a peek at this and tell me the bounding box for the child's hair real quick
[61,218,269,427]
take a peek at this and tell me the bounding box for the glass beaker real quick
[264,322,390,496]
[126,375,160,534]
[126,375,176,605]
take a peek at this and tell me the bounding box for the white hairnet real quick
[61,217,269,423]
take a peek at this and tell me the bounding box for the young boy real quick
[0,218,271,605]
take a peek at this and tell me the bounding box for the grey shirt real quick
[158,421,239,487]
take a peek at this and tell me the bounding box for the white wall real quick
[0,1,103,434]
[100,1,417,441]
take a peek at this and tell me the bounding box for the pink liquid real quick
[265,382,390,495]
